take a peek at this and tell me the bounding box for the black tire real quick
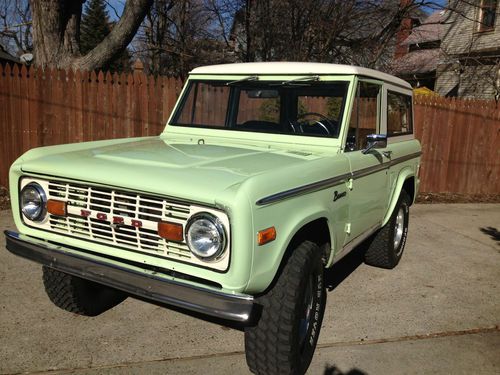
[42,266,127,316]
[245,241,326,375]
[364,190,411,269]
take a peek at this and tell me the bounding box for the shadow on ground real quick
[325,243,367,292]
[480,227,500,245]
[324,365,367,375]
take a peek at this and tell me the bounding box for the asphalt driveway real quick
[1,204,499,375]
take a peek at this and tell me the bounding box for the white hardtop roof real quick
[190,62,411,89]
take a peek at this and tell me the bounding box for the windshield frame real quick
[164,74,356,148]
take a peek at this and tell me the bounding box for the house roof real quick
[403,11,444,45]
[190,62,412,88]
[392,49,441,75]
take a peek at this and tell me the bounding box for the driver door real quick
[343,80,390,244]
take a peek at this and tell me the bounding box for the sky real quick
[102,0,450,21]
[104,0,125,20]
[422,0,447,13]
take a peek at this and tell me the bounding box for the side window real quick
[387,91,413,136]
[346,81,381,151]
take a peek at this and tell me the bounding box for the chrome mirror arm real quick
[362,134,387,154]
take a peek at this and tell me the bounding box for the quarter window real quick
[387,91,412,136]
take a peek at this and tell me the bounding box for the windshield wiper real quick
[280,75,320,85]
[226,76,259,85]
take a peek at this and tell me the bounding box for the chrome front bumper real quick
[4,230,254,322]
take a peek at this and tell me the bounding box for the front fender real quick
[244,188,341,294]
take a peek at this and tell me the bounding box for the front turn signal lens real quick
[158,221,183,242]
[47,199,67,217]
[258,227,276,246]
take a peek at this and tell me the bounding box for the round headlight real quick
[20,182,47,222]
[185,213,227,261]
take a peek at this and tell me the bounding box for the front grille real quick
[46,181,193,262]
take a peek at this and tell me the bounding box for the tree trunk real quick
[30,0,152,70]
[30,0,83,68]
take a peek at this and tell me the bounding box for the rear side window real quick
[387,91,412,136]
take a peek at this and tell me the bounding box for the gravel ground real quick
[1,204,499,374]
[416,192,500,204]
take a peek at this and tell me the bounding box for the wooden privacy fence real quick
[413,96,499,194]
[0,64,181,189]
[1,64,499,194]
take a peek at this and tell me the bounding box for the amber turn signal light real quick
[258,226,276,246]
[47,199,67,216]
[158,221,183,242]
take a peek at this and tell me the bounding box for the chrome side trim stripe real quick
[389,151,423,166]
[352,163,388,179]
[256,172,352,206]
[351,151,422,179]
[256,151,422,206]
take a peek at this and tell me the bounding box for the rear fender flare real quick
[382,168,415,227]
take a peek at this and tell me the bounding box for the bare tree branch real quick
[73,0,152,70]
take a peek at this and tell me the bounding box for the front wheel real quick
[244,241,326,375]
[42,267,127,316]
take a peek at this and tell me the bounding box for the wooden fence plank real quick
[74,69,83,143]
[6,65,16,179]
[0,65,11,187]
[104,71,112,140]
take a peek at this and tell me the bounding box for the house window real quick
[478,0,497,32]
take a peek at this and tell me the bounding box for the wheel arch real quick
[257,215,332,296]
[285,217,332,261]
[382,168,416,227]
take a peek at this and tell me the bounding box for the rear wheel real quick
[364,190,411,269]
[245,241,326,375]
[42,267,127,316]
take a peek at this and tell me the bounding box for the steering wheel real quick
[292,112,336,135]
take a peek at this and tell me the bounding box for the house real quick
[391,11,447,90]
[435,0,500,99]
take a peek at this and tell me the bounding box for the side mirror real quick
[362,134,387,154]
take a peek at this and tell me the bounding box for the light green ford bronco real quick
[6,62,421,375]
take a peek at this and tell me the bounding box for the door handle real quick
[382,151,393,158]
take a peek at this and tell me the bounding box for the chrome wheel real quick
[394,207,405,253]
[299,275,314,351]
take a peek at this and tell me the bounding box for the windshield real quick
[171,79,349,138]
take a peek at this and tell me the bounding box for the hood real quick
[18,137,322,205]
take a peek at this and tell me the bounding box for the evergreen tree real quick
[80,0,131,72]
